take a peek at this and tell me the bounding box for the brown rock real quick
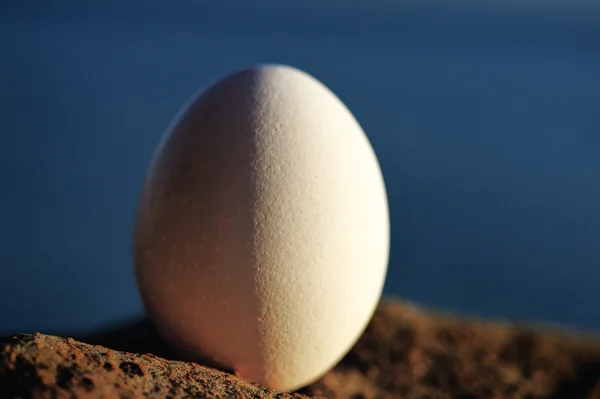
[2,299,600,398]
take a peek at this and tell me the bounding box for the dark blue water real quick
[1,3,599,334]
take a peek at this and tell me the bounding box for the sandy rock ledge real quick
[3,300,600,398]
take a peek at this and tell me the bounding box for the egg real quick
[132,64,389,392]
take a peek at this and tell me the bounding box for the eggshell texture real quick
[133,65,389,392]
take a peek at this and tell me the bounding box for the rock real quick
[2,300,600,398]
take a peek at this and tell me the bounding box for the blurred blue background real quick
[1,1,599,335]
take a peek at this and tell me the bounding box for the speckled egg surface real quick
[132,64,389,392]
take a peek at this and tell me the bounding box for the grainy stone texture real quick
[2,300,600,398]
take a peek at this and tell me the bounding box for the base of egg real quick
[132,64,390,392]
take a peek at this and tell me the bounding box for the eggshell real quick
[132,64,389,392]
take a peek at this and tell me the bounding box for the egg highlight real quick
[132,64,389,392]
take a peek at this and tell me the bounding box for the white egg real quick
[132,64,389,392]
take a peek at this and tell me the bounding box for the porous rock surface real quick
[2,300,600,398]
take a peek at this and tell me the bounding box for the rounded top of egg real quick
[133,64,390,392]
